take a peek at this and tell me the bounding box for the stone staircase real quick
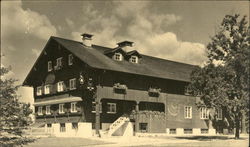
[107,116,130,136]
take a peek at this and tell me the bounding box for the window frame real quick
[46,105,51,115]
[114,53,122,61]
[184,106,192,119]
[91,102,102,113]
[60,123,66,132]
[36,86,42,96]
[59,104,64,114]
[56,57,63,67]
[68,54,73,65]
[72,123,78,130]
[71,102,77,113]
[130,55,138,63]
[200,107,209,119]
[44,85,50,94]
[107,103,117,114]
[48,61,52,72]
[57,81,64,92]
[139,123,148,132]
[38,106,43,115]
[69,78,76,90]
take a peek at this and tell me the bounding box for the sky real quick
[1,0,249,104]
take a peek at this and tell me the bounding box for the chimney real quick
[117,41,134,52]
[81,33,93,47]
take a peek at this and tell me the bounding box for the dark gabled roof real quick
[127,50,142,58]
[51,36,198,82]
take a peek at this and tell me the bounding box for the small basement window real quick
[169,129,176,134]
[201,129,209,134]
[139,123,148,132]
[72,123,78,130]
[184,129,193,134]
[60,123,66,132]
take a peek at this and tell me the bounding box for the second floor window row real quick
[36,78,77,96]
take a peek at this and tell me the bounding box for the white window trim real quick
[44,85,50,94]
[69,78,76,90]
[38,106,43,115]
[184,106,192,119]
[130,55,138,63]
[91,102,102,113]
[57,81,64,92]
[71,102,77,113]
[46,105,51,115]
[107,103,117,114]
[48,61,52,72]
[114,53,122,61]
[200,107,209,119]
[59,104,64,114]
[36,86,42,96]
[68,54,73,65]
[56,57,63,67]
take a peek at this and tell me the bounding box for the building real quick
[23,34,223,137]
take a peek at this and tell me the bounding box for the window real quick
[201,129,209,134]
[46,106,51,115]
[200,107,209,119]
[38,106,43,115]
[44,85,50,94]
[217,108,223,120]
[169,129,176,134]
[60,123,66,132]
[56,57,62,67]
[139,123,148,132]
[69,78,76,90]
[107,103,116,114]
[184,129,193,134]
[130,56,138,63]
[68,54,73,65]
[48,61,52,71]
[47,124,52,128]
[72,123,78,130]
[57,81,64,92]
[36,86,42,96]
[114,53,122,61]
[59,104,64,114]
[184,106,192,119]
[71,102,77,113]
[92,102,102,113]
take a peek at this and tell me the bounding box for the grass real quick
[23,137,113,147]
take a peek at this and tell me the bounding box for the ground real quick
[23,135,249,147]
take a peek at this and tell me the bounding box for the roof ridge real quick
[52,36,198,67]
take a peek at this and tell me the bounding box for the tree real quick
[0,66,34,146]
[188,14,249,139]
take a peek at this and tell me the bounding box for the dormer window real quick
[130,56,138,63]
[114,53,122,61]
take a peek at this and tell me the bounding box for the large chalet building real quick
[23,34,224,137]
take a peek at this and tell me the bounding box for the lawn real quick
[22,135,249,147]
[23,137,113,147]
